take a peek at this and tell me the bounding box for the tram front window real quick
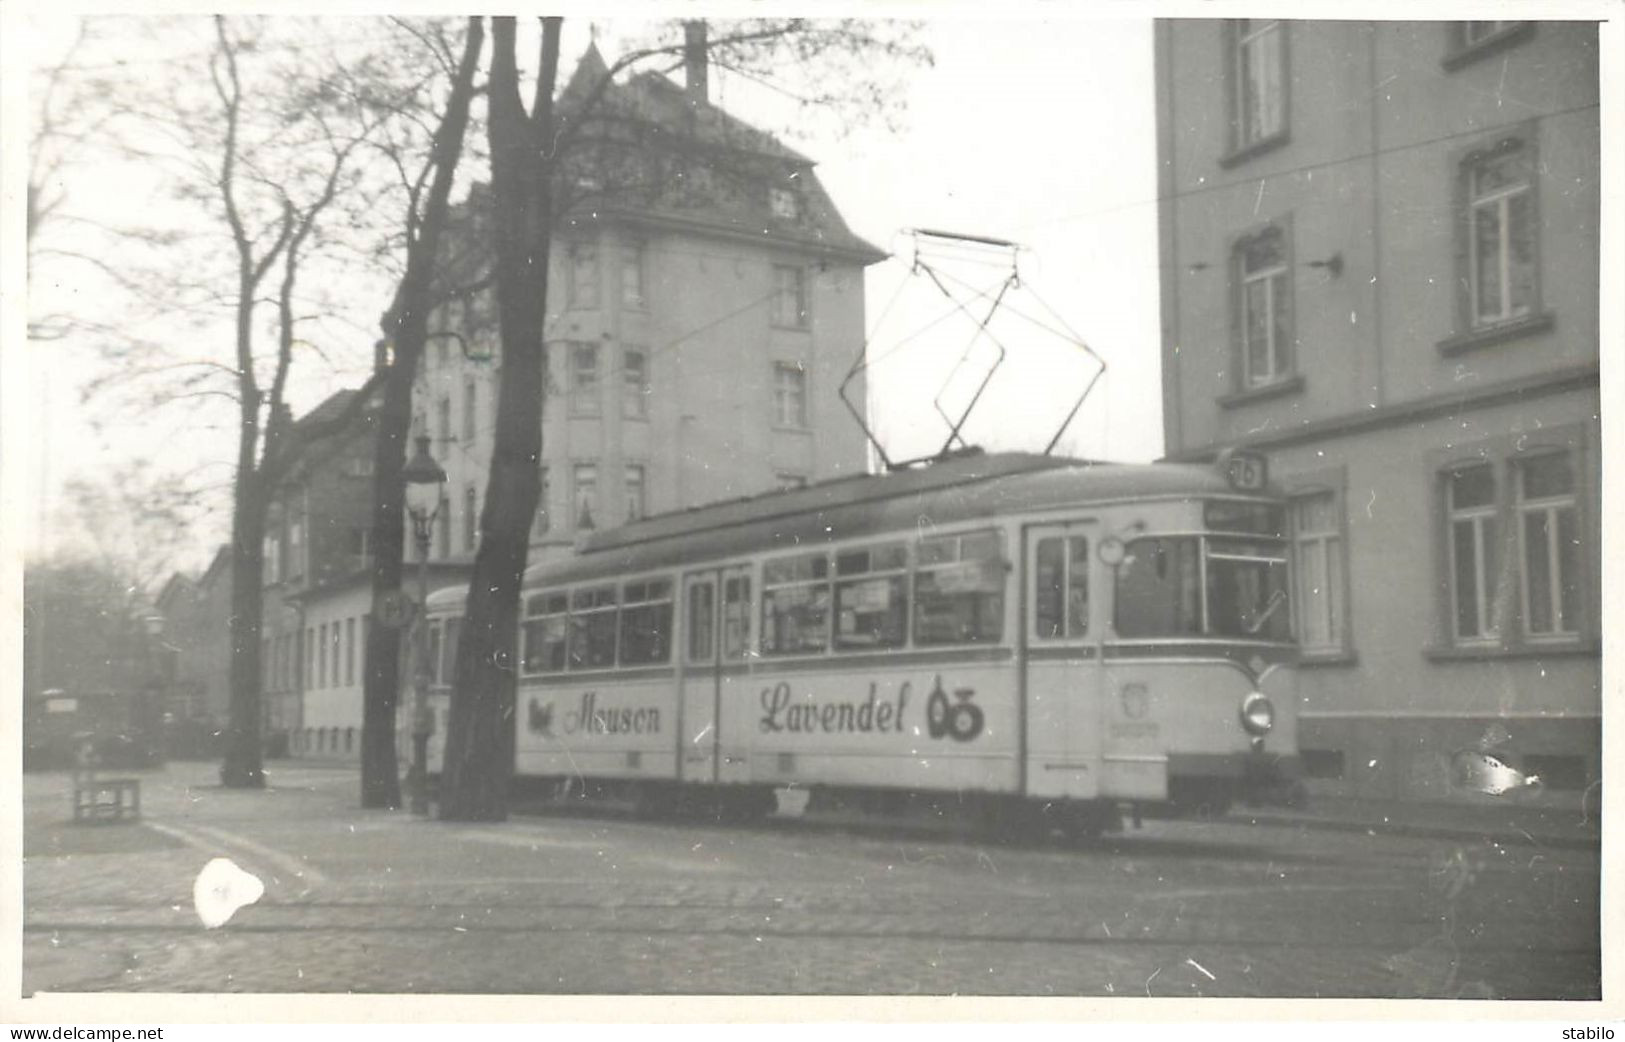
[1115,536,1290,641]
[1116,537,1201,637]
[1205,538,1291,640]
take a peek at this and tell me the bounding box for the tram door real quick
[1021,523,1103,800]
[680,566,753,785]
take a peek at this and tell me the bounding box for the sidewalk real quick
[1235,792,1602,850]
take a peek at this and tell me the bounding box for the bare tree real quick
[49,16,421,786]
[439,17,930,820]
[57,458,206,597]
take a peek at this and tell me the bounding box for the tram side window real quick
[1116,537,1202,637]
[440,618,461,684]
[915,530,1006,645]
[722,574,752,659]
[761,552,830,655]
[687,581,716,662]
[568,586,619,669]
[427,622,442,685]
[620,578,673,665]
[834,542,908,650]
[522,593,568,674]
[1034,535,1090,639]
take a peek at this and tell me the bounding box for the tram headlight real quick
[1240,692,1274,736]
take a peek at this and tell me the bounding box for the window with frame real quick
[621,243,646,309]
[1229,19,1286,154]
[1517,453,1580,639]
[522,592,568,674]
[533,466,551,537]
[834,542,908,651]
[1465,143,1535,329]
[437,395,452,450]
[573,463,598,530]
[1236,225,1293,389]
[345,617,356,685]
[762,551,830,655]
[619,578,673,665]
[436,494,450,559]
[1034,535,1090,639]
[570,342,601,416]
[425,623,440,689]
[305,627,314,689]
[1291,492,1345,653]
[318,623,328,688]
[773,363,808,428]
[263,535,281,584]
[567,241,600,309]
[624,464,646,522]
[348,526,370,564]
[288,519,304,579]
[915,529,1006,646]
[772,265,808,328]
[769,187,801,221]
[330,624,341,686]
[622,348,649,419]
[567,586,618,669]
[1446,465,1500,643]
[463,484,478,553]
[463,378,477,443]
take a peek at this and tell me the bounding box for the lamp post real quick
[140,613,166,766]
[401,434,446,815]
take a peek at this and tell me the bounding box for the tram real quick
[425,448,1300,834]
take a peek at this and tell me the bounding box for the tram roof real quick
[525,450,1250,589]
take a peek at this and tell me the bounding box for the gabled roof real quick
[554,44,884,264]
[197,545,231,592]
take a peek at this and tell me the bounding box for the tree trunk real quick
[359,367,409,808]
[359,18,484,809]
[439,16,556,821]
[221,465,268,788]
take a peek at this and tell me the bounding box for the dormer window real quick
[770,187,801,221]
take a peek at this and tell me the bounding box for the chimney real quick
[683,21,708,105]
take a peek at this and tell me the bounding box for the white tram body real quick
[426,451,1300,821]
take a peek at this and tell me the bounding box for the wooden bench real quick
[72,777,141,823]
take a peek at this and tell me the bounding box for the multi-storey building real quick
[413,40,880,567]
[277,38,880,760]
[1155,20,1600,802]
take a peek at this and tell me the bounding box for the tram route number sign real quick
[1221,449,1268,491]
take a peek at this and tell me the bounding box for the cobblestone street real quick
[21,763,1600,999]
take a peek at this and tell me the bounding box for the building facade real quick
[411,42,881,574]
[280,39,881,760]
[256,391,463,761]
[1155,20,1601,801]
[154,547,233,729]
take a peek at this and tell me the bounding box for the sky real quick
[14,12,1162,574]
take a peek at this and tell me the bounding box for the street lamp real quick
[401,434,446,815]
